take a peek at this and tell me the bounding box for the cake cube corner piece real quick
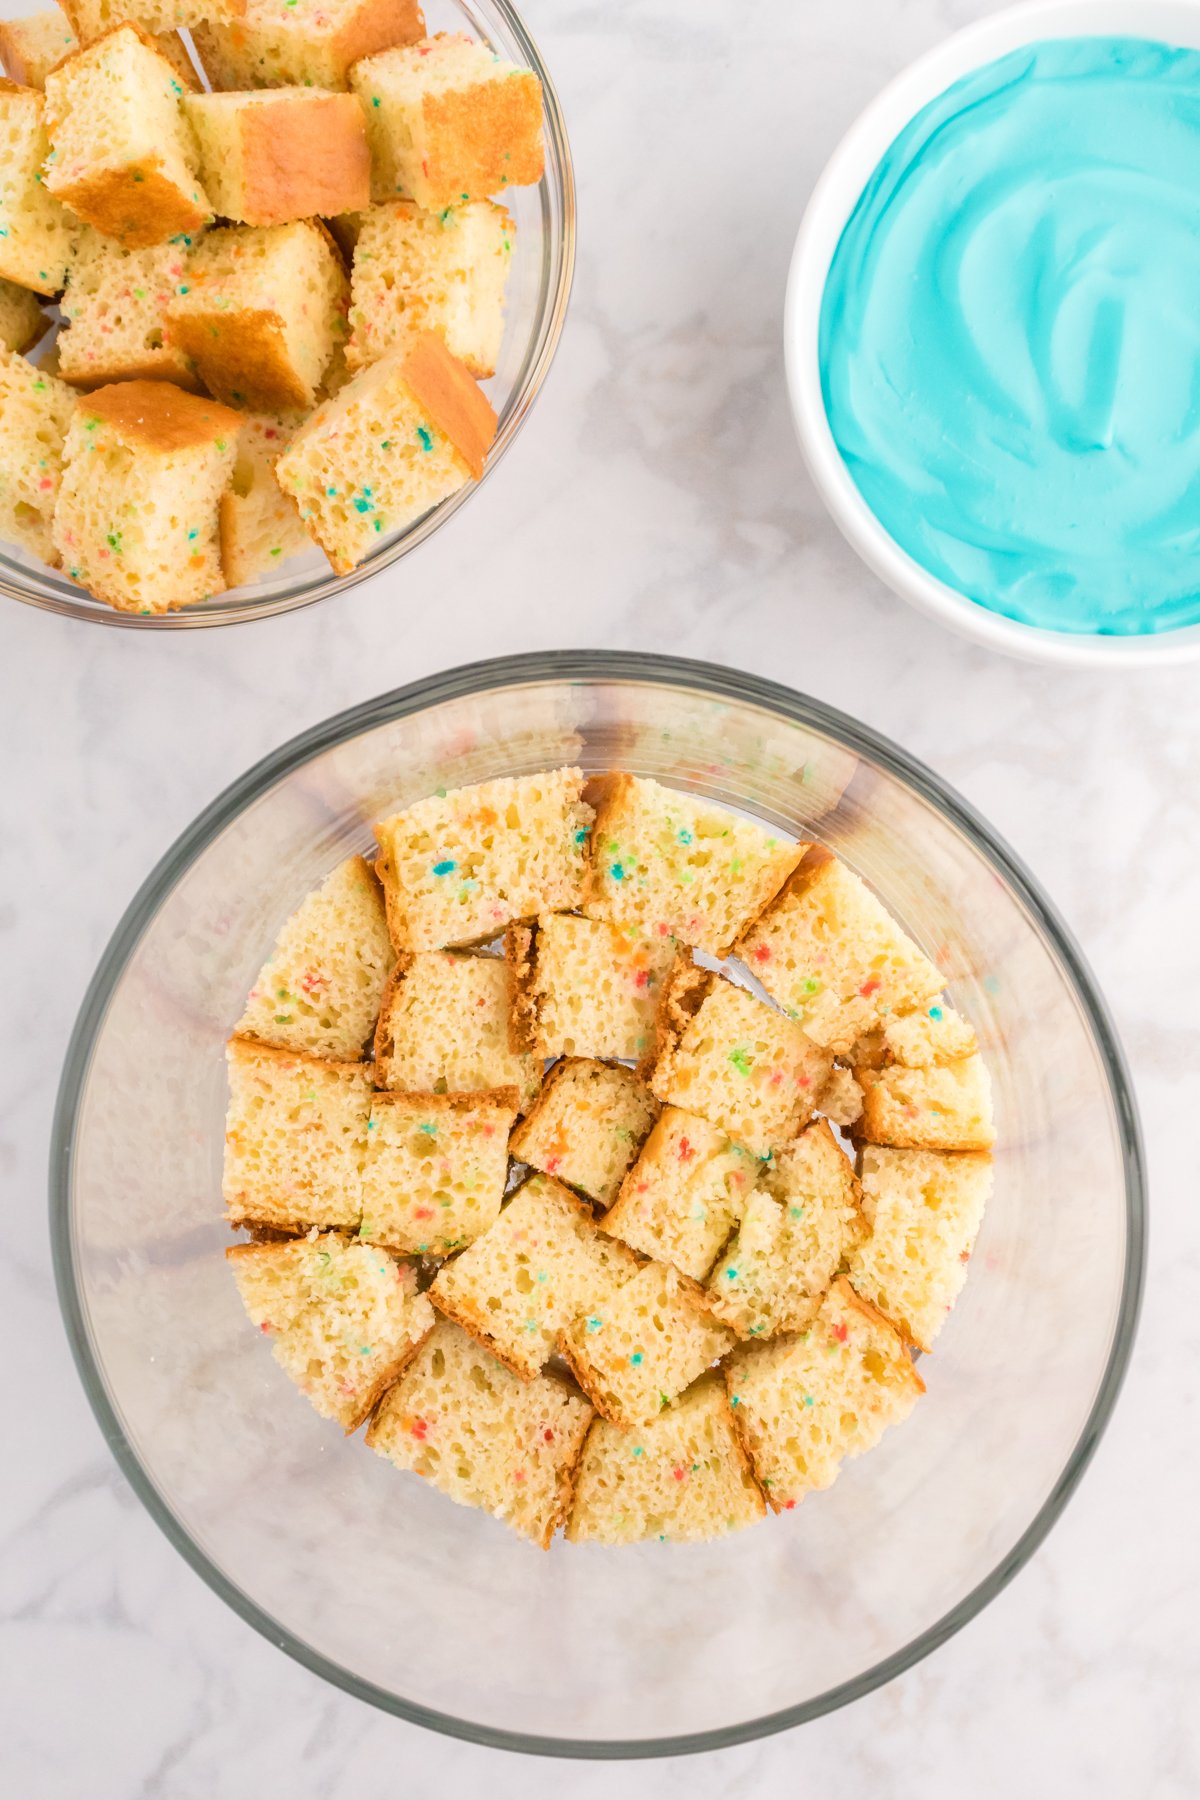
[428,1171,640,1380]
[366,1317,593,1548]
[726,1277,923,1510]
[351,30,543,211]
[361,1085,519,1255]
[566,1373,765,1545]
[52,379,241,612]
[228,1229,434,1432]
[509,1058,660,1208]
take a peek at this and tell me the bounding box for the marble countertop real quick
[2,1,1195,1794]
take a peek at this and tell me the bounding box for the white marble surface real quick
[2,0,1196,1792]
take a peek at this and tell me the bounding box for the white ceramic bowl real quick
[785,0,1200,669]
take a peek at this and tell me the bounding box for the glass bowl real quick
[51,652,1144,1755]
[1,0,573,629]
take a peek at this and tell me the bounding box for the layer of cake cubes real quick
[222,770,994,1546]
[0,11,544,610]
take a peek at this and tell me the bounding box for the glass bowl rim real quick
[49,649,1146,1757]
[4,0,575,631]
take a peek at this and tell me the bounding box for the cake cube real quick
[371,766,590,951]
[559,1260,735,1429]
[849,1002,978,1071]
[848,1146,993,1351]
[222,1036,372,1231]
[647,960,832,1159]
[346,199,513,379]
[509,912,676,1063]
[351,32,544,211]
[373,945,540,1110]
[599,1106,756,1281]
[735,846,944,1054]
[61,0,240,38]
[0,275,47,353]
[56,226,202,389]
[165,219,349,412]
[219,407,314,586]
[52,379,240,612]
[0,346,74,565]
[43,25,212,248]
[855,1054,995,1151]
[235,854,392,1058]
[566,1374,765,1545]
[360,1087,519,1255]
[726,1278,923,1510]
[0,9,78,90]
[275,331,495,572]
[509,1059,660,1207]
[584,774,805,959]
[0,80,76,293]
[707,1121,864,1338]
[228,1229,434,1432]
[366,1318,593,1548]
[429,1172,640,1380]
[193,0,426,93]
[184,88,371,227]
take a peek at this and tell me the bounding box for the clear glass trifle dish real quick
[52,652,1143,1754]
[0,0,573,628]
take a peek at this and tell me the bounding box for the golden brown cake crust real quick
[334,0,426,73]
[54,157,207,248]
[400,329,496,479]
[238,92,371,225]
[168,308,313,412]
[420,68,544,208]
[83,378,242,450]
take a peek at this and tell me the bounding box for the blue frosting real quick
[819,38,1200,636]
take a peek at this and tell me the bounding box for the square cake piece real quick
[726,1277,923,1510]
[566,1374,765,1545]
[707,1120,864,1338]
[43,25,211,248]
[647,960,831,1159]
[62,0,239,37]
[222,1036,372,1231]
[584,774,804,959]
[372,766,591,951]
[228,1229,434,1432]
[184,88,371,227]
[429,1172,640,1380]
[0,346,75,566]
[52,379,240,612]
[855,1055,995,1151]
[166,220,349,412]
[346,199,513,379]
[351,31,543,210]
[0,10,79,91]
[275,332,496,573]
[735,846,944,1054]
[599,1106,756,1281]
[56,227,203,390]
[510,913,676,1063]
[509,1060,660,1208]
[848,1146,993,1351]
[0,79,77,294]
[366,1318,593,1548]
[360,1086,519,1255]
[235,854,393,1059]
[558,1260,735,1429]
[373,945,540,1110]
[218,407,313,587]
[193,0,426,93]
